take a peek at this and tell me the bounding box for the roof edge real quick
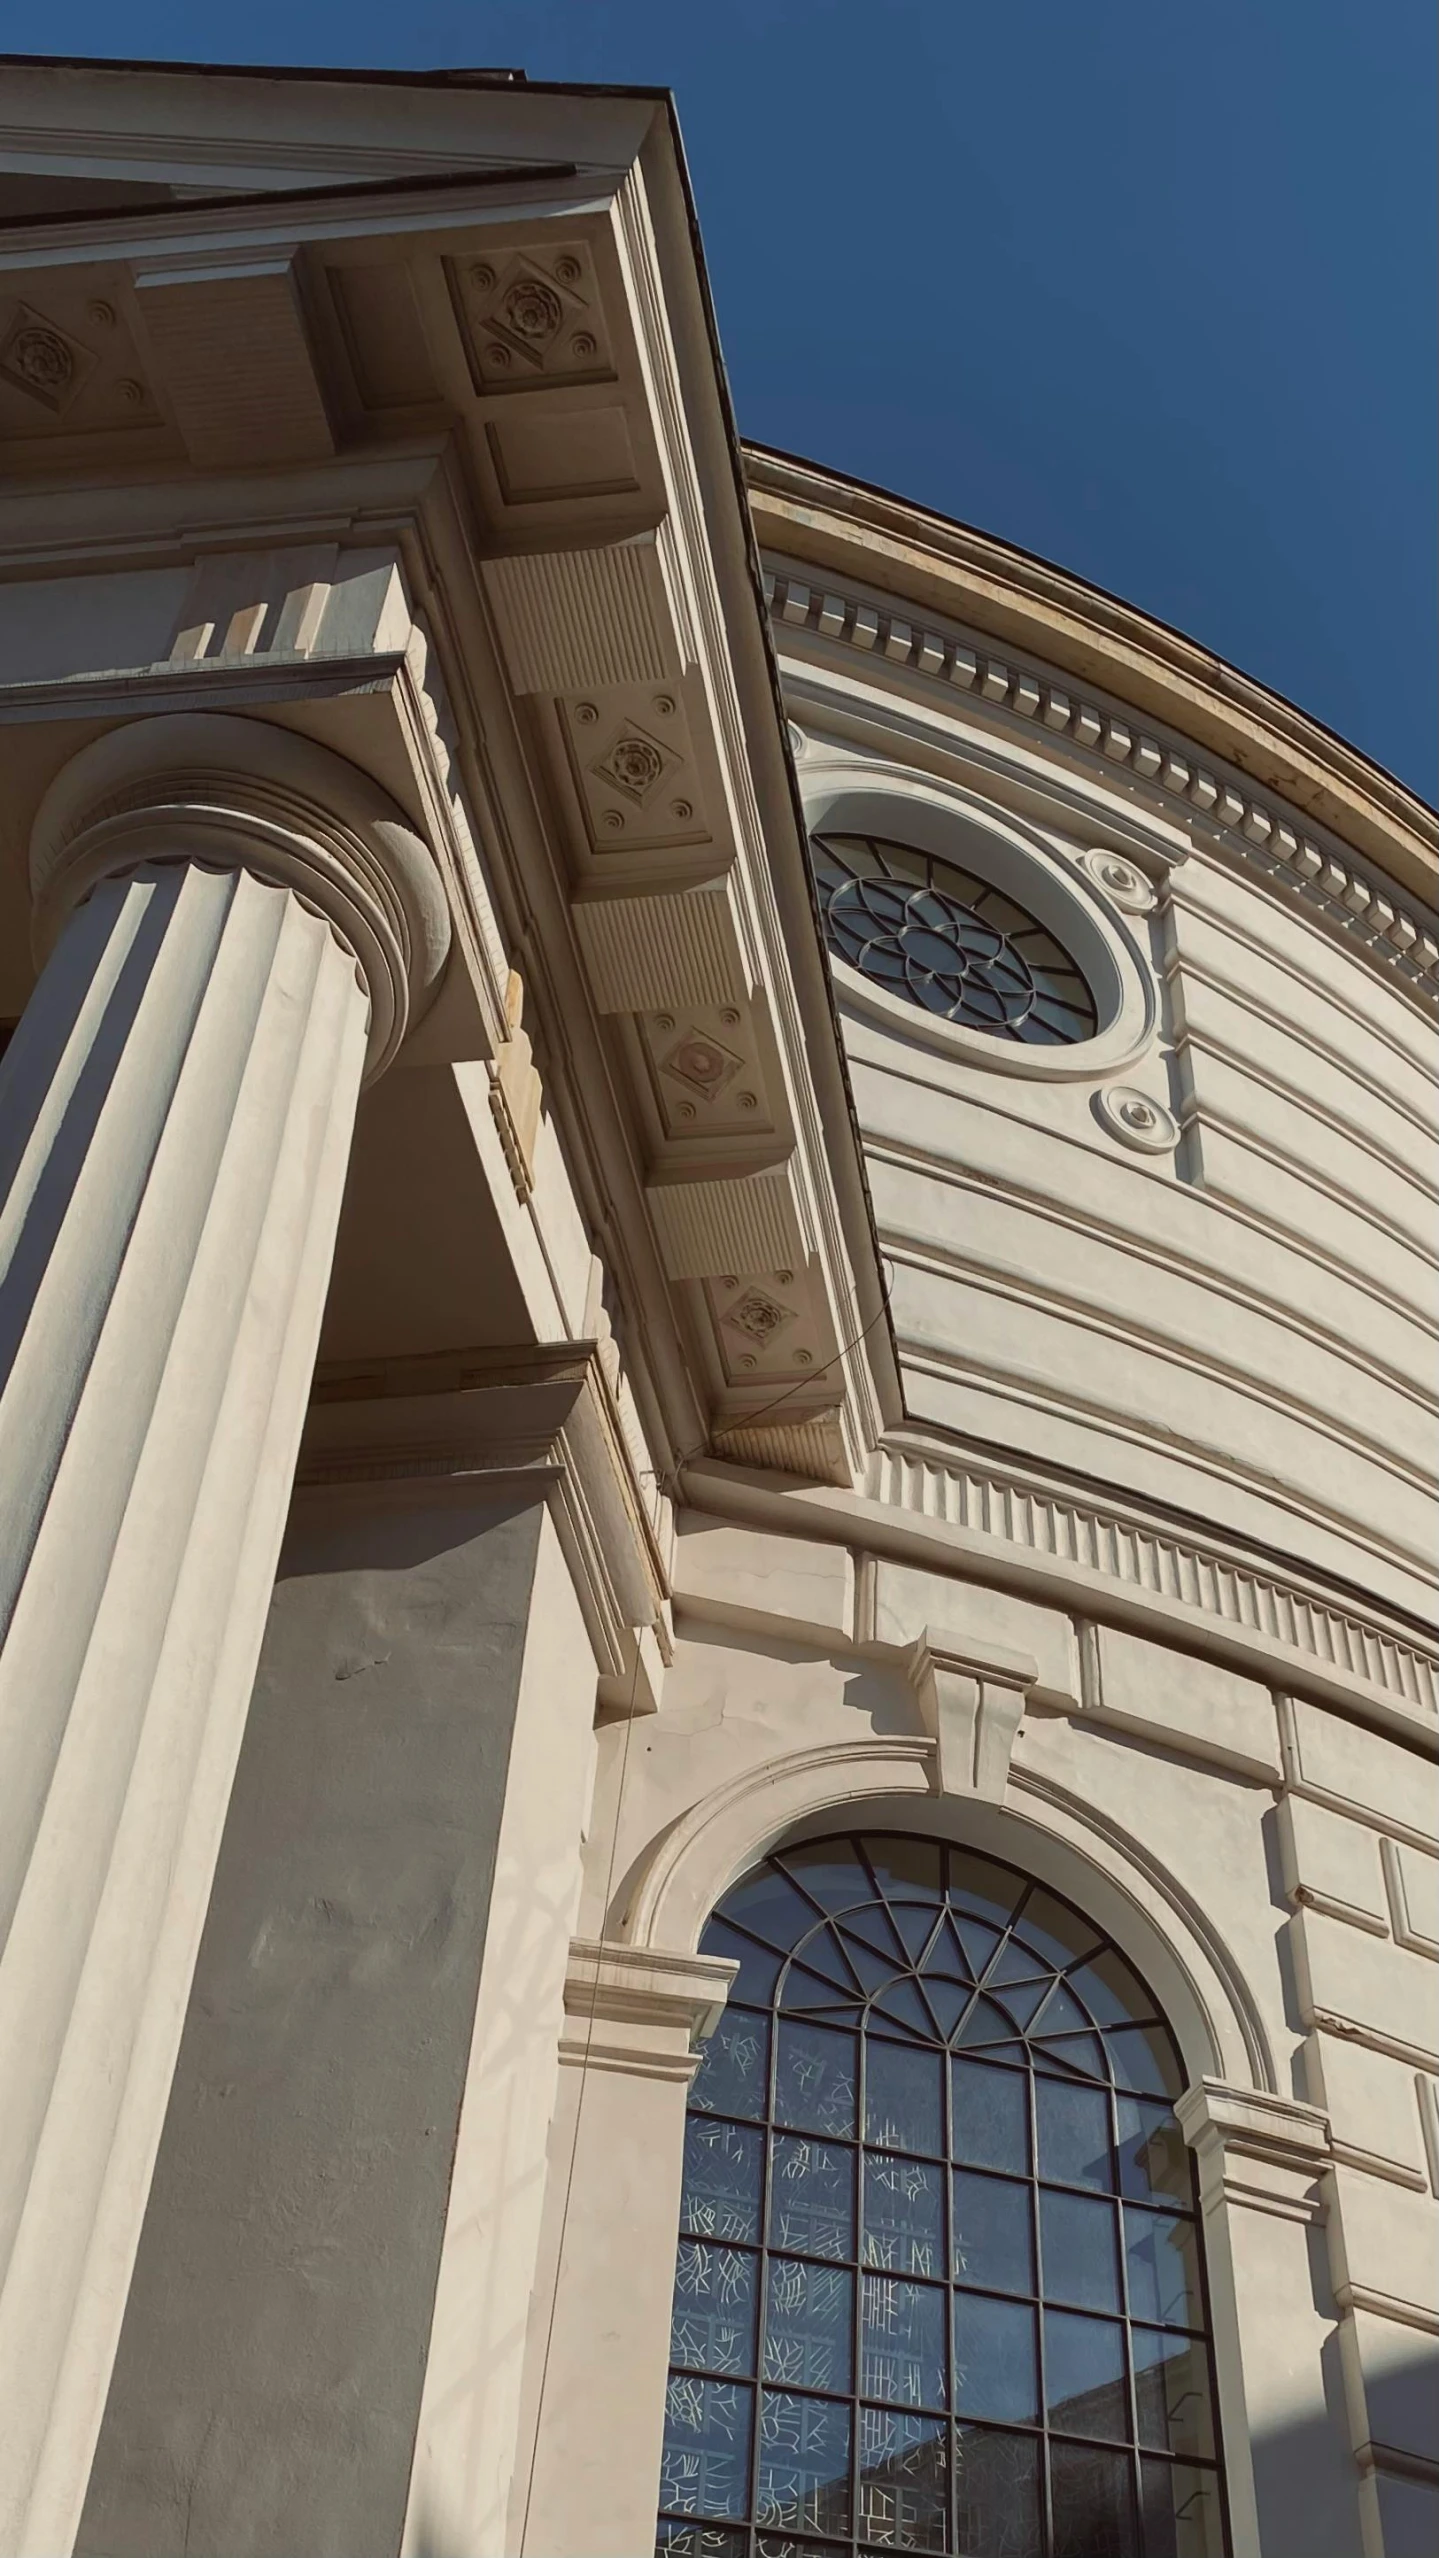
[744,444,1437,905]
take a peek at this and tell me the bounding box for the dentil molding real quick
[765,569,1438,1004]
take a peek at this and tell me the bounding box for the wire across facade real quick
[655,1833,1228,2558]
[810,834,1098,1045]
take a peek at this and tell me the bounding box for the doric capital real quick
[28,712,451,1078]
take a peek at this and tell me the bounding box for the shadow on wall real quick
[408,2336,1439,2558]
[1249,2329,1439,2558]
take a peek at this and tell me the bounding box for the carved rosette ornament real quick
[1094,1084,1181,1154]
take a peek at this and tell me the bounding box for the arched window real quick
[655,1833,1227,2558]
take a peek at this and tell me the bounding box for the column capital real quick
[29,712,450,1077]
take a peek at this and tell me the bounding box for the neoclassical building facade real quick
[0,54,1434,2558]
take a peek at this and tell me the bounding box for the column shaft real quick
[0,860,369,2554]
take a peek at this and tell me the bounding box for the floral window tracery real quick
[810,834,1098,1046]
[655,1832,1228,2558]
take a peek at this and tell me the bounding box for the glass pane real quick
[783,1926,864,1999]
[865,1835,943,1902]
[755,2540,847,2558]
[857,2405,949,2551]
[778,1838,872,1914]
[1140,2457,1227,2558]
[1124,2206,1203,2329]
[770,2133,855,2261]
[1040,2189,1121,2313]
[861,2275,948,2410]
[864,2152,945,2277]
[952,2169,1033,2295]
[873,1979,946,2042]
[952,2057,1029,2173]
[660,2374,754,2520]
[923,1913,975,1983]
[1108,2024,1183,2098]
[776,2019,857,2138]
[723,1865,826,1955]
[1044,2308,1129,2440]
[953,2294,1038,2422]
[671,2242,759,2377]
[691,2009,770,2122]
[1133,2330,1215,2459]
[764,2258,853,2394]
[757,2391,853,2536]
[953,2424,1042,2557]
[948,1853,1026,1929]
[655,2523,748,2558]
[1033,2031,1110,2083]
[705,1918,785,2008]
[1012,1887,1102,1973]
[682,2117,763,2244]
[1036,2077,1114,2191]
[1117,2098,1192,2206]
[866,2038,944,2156]
[1066,1944,1154,2030]
[1050,2439,1139,2557]
[922,1975,973,2042]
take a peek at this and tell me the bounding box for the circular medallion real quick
[1094,1084,1181,1152]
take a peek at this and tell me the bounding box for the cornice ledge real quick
[299,1339,668,1674]
[763,561,1437,1002]
[560,1937,737,2077]
[680,1454,1439,1749]
[746,454,1437,909]
[1176,2077,1331,2172]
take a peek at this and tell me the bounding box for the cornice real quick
[760,557,1436,1011]
[297,1339,668,1680]
[679,1450,1438,1747]
[746,449,1437,920]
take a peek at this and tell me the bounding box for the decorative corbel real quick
[904,1629,1039,1801]
[489,969,543,1202]
[1175,2079,1331,2224]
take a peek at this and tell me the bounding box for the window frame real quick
[656,1829,1233,2558]
[801,766,1158,1085]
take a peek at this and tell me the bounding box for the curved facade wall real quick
[0,64,1431,2557]
[514,468,1438,2558]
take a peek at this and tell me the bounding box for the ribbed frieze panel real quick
[572,882,748,1012]
[647,1167,805,1280]
[874,1446,1436,1716]
[483,524,694,694]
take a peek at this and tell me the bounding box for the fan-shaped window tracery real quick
[655,1832,1227,2558]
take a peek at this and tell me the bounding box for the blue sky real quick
[5,2,1435,797]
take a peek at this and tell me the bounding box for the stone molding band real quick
[28,713,451,1078]
[766,571,1439,1000]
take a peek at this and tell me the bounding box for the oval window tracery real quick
[810,833,1098,1047]
[656,1832,1228,2558]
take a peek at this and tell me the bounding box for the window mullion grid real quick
[1030,2056,1055,2558]
[851,2016,866,2554]
[754,2009,779,2546]
[1110,2070,1145,2556]
[942,1964,958,2558]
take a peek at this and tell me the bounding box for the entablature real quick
[0,77,897,1498]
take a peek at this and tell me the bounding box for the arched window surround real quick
[654,1824,1234,2558]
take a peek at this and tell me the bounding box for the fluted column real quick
[0,715,449,2556]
